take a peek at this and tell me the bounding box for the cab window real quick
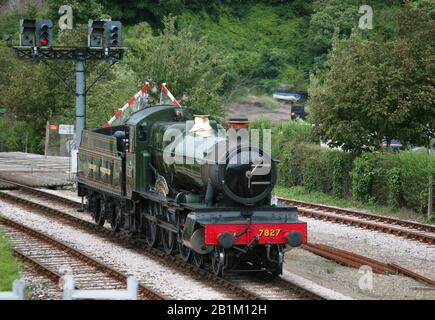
[138,124,147,142]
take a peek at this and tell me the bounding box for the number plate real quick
[258,229,281,237]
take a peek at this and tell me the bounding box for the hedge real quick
[277,142,435,214]
[278,143,354,199]
[249,119,434,214]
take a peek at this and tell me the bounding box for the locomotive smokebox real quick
[201,142,277,206]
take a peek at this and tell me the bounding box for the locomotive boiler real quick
[77,104,307,276]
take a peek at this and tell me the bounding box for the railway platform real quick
[0,152,73,189]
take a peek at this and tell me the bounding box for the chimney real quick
[227,118,249,130]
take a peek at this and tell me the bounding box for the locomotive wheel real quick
[179,243,193,262]
[192,253,204,268]
[162,229,177,255]
[94,199,106,226]
[144,202,160,247]
[268,245,283,276]
[211,248,225,277]
[110,205,122,232]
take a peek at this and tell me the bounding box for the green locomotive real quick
[78,104,307,276]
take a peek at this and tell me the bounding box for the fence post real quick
[127,277,138,300]
[12,280,26,300]
[428,176,433,219]
[63,275,75,300]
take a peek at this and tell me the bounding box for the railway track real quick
[0,180,325,300]
[279,197,435,245]
[303,243,435,287]
[0,215,164,300]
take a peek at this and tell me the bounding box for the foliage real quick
[396,151,435,213]
[178,3,308,91]
[47,0,106,25]
[0,118,44,153]
[307,0,360,66]
[309,2,435,153]
[351,154,376,202]
[250,117,272,131]
[276,142,435,214]
[124,16,225,119]
[307,0,401,73]
[278,142,354,197]
[0,230,21,291]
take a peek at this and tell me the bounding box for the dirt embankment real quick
[226,101,293,125]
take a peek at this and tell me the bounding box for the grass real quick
[324,261,337,274]
[274,185,426,222]
[0,229,21,291]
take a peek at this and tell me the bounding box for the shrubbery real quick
[279,143,354,198]
[0,118,44,153]
[278,142,435,214]
[263,121,434,214]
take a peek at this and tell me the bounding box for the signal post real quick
[9,19,125,147]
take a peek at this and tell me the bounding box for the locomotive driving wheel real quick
[144,202,160,247]
[211,247,226,277]
[192,253,204,268]
[161,207,176,255]
[162,230,177,255]
[110,205,122,232]
[94,198,106,226]
[178,243,193,262]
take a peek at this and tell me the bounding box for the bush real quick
[277,142,435,214]
[351,154,376,203]
[396,152,435,213]
[0,118,44,153]
[278,142,354,198]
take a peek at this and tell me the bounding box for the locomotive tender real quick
[77,104,307,276]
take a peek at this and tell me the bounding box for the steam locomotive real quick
[77,104,307,276]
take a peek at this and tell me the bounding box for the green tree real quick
[308,2,435,153]
[124,16,225,119]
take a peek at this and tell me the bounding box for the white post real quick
[62,275,138,300]
[63,275,75,300]
[127,277,138,300]
[0,279,26,300]
[12,280,26,300]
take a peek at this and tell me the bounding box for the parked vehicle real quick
[291,105,307,120]
[380,139,404,151]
